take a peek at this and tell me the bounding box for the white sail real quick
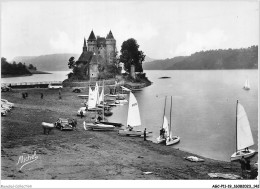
[163,116,169,137]
[244,80,247,88]
[237,103,254,150]
[127,92,141,127]
[244,79,250,89]
[247,79,250,89]
[88,87,96,109]
[95,82,99,105]
[99,87,104,104]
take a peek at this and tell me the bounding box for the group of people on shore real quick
[21,91,62,100]
[22,92,28,99]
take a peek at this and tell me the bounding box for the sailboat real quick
[157,96,168,143]
[83,81,115,131]
[243,79,250,90]
[77,86,95,116]
[118,92,152,136]
[165,96,180,146]
[230,100,255,161]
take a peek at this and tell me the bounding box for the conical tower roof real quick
[83,37,88,51]
[106,30,114,39]
[83,38,86,47]
[88,30,96,41]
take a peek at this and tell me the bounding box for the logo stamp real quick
[17,151,38,170]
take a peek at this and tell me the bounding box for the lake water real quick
[1,70,258,161]
[109,70,258,162]
[1,71,70,84]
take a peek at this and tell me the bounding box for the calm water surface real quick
[1,71,70,84]
[109,70,258,161]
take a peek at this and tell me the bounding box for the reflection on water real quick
[109,70,258,161]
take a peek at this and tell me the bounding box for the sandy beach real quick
[1,88,258,180]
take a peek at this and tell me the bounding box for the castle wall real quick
[106,40,116,64]
[88,41,97,53]
[89,64,98,79]
[98,47,107,60]
[85,31,116,80]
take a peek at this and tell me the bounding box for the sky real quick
[1,0,259,61]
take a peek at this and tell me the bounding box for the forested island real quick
[1,57,49,78]
[143,46,258,70]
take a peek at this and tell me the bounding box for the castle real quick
[76,30,116,80]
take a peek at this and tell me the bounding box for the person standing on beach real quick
[80,110,83,118]
[41,93,44,99]
[245,158,251,178]
[144,128,147,141]
[22,93,26,99]
[59,90,62,99]
[73,119,77,130]
[239,156,246,178]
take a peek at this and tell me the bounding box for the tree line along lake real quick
[2,69,258,162]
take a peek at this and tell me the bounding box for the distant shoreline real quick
[144,68,258,71]
[1,71,51,78]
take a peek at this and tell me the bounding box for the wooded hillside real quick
[143,46,258,70]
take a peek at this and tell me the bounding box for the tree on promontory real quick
[68,57,76,69]
[119,38,145,73]
[1,57,31,75]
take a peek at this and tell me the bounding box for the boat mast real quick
[236,100,238,153]
[162,96,167,128]
[170,96,172,136]
[103,80,105,120]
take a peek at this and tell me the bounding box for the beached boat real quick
[157,97,167,144]
[97,104,110,109]
[243,79,250,90]
[118,92,152,137]
[83,122,115,131]
[78,94,88,99]
[104,109,113,116]
[157,116,168,143]
[166,96,180,146]
[100,121,122,127]
[121,86,131,92]
[116,99,128,104]
[159,76,171,79]
[230,100,255,161]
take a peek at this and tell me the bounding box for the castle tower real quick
[83,38,88,52]
[105,30,116,64]
[87,30,97,53]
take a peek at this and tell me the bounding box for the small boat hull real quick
[108,103,124,106]
[78,95,89,99]
[104,111,113,117]
[83,122,115,131]
[230,149,255,161]
[118,130,152,137]
[166,136,180,146]
[156,136,166,144]
[100,121,122,127]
